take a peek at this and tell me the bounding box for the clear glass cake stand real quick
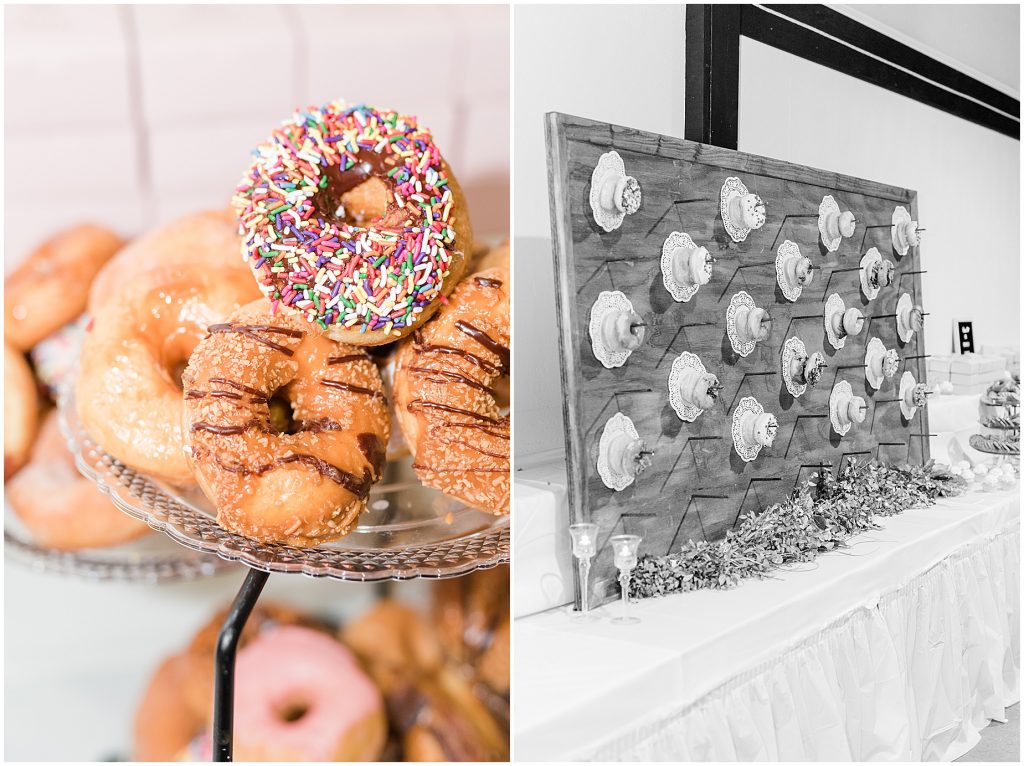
[58,385,509,760]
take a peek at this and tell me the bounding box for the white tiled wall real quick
[4,4,510,272]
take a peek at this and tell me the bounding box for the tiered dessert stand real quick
[57,387,509,761]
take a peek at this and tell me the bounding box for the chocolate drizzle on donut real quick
[408,401,506,425]
[208,451,373,499]
[207,323,304,356]
[327,352,371,366]
[357,433,386,476]
[413,333,501,376]
[474,276,503,288]
[190,418,272,436]
[454,321,509,375]
[319,379,386,402]
[407,366,495,395]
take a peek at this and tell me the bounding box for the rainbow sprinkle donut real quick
[233,102,471,344]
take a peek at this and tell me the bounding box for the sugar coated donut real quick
[182,300,390,546]
[233,625,387,761]
[76,268,260,484]
[88,209,249,313]
[393,266,510,515]
[4,342,40,478]
[8,411,149,549]
[134,653,205,762]
[233,101,472,346]
[5,224,124,350]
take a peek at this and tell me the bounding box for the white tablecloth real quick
[513,487,1019,761]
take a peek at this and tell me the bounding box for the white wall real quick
[4,4,510,268]
[513,3,686,457]
[738,37,1020,356]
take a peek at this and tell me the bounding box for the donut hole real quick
[267,391,299,435]
[277,700,310,723]
[338,178,389,226]
[159,333,201,391]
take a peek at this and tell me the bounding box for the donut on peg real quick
[864,337,900,390]
[588,291,644,368]
[860,247,894,300]
[669,352,720,422]
[590,151,641,232]
[661,231,714,302]
[727,291,771,357]
[824,293,864,350]
[896,292,925,342]
[597,412,651,491]
[891,206,922,256]
[818,195,856,252]
[720,177,766,242]
[732,396,777,462]
[776,240,814,301]
[829,381,867,436]
[899,371,932,420]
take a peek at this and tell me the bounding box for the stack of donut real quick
[4,224,151,549]
[65,100,510,548]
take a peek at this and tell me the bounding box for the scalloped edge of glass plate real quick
[58,385,510,581]
[4,527,232,583]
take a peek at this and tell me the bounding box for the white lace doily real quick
[597,412,640,491]
[720,176,752,243]
[590,151,628,232]
[775,239,805,302]
[818,195,842,252]
[588,290,637,369]
[727,291,758,357]
[899,370,918,421]
[859,248,883,301]
[824,292,847,350]
[891,205,912,257]
[661,231,701,302]
[830,380,855,436]
[895,292,915,343]
[732,396,766,462]
[864,337,887,390]
[668,352,708,422]
[782,336,808,398]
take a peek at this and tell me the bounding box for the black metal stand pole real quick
[213,567,270,762]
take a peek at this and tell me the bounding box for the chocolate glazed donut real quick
[182,300,390,547]
[393,266,510,515]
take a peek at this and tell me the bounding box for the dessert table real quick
[513,394,1019,761]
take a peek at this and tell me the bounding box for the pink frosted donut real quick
[233,625,387,761]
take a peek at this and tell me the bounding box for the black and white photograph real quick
[512,3,1020,762]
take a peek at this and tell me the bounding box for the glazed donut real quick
[5,224,123,350]
[181,300,390,546]
[134,653,206,762]
[76,268,260,484]
[393,266,510,515]
[232,625,387,761]
[8,411,149,549]
[88,209,249,313]
[5,343,39,479]
[434,566,511,696]
[232,101,472,346]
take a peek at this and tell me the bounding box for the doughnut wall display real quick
[546,113,929,609]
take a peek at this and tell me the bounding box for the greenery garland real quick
[630,460,967,599]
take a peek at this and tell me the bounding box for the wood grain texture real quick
[546,113,929,608]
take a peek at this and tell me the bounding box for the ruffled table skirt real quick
[514,489,1019,761]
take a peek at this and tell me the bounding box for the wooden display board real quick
[546,113,929,607]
